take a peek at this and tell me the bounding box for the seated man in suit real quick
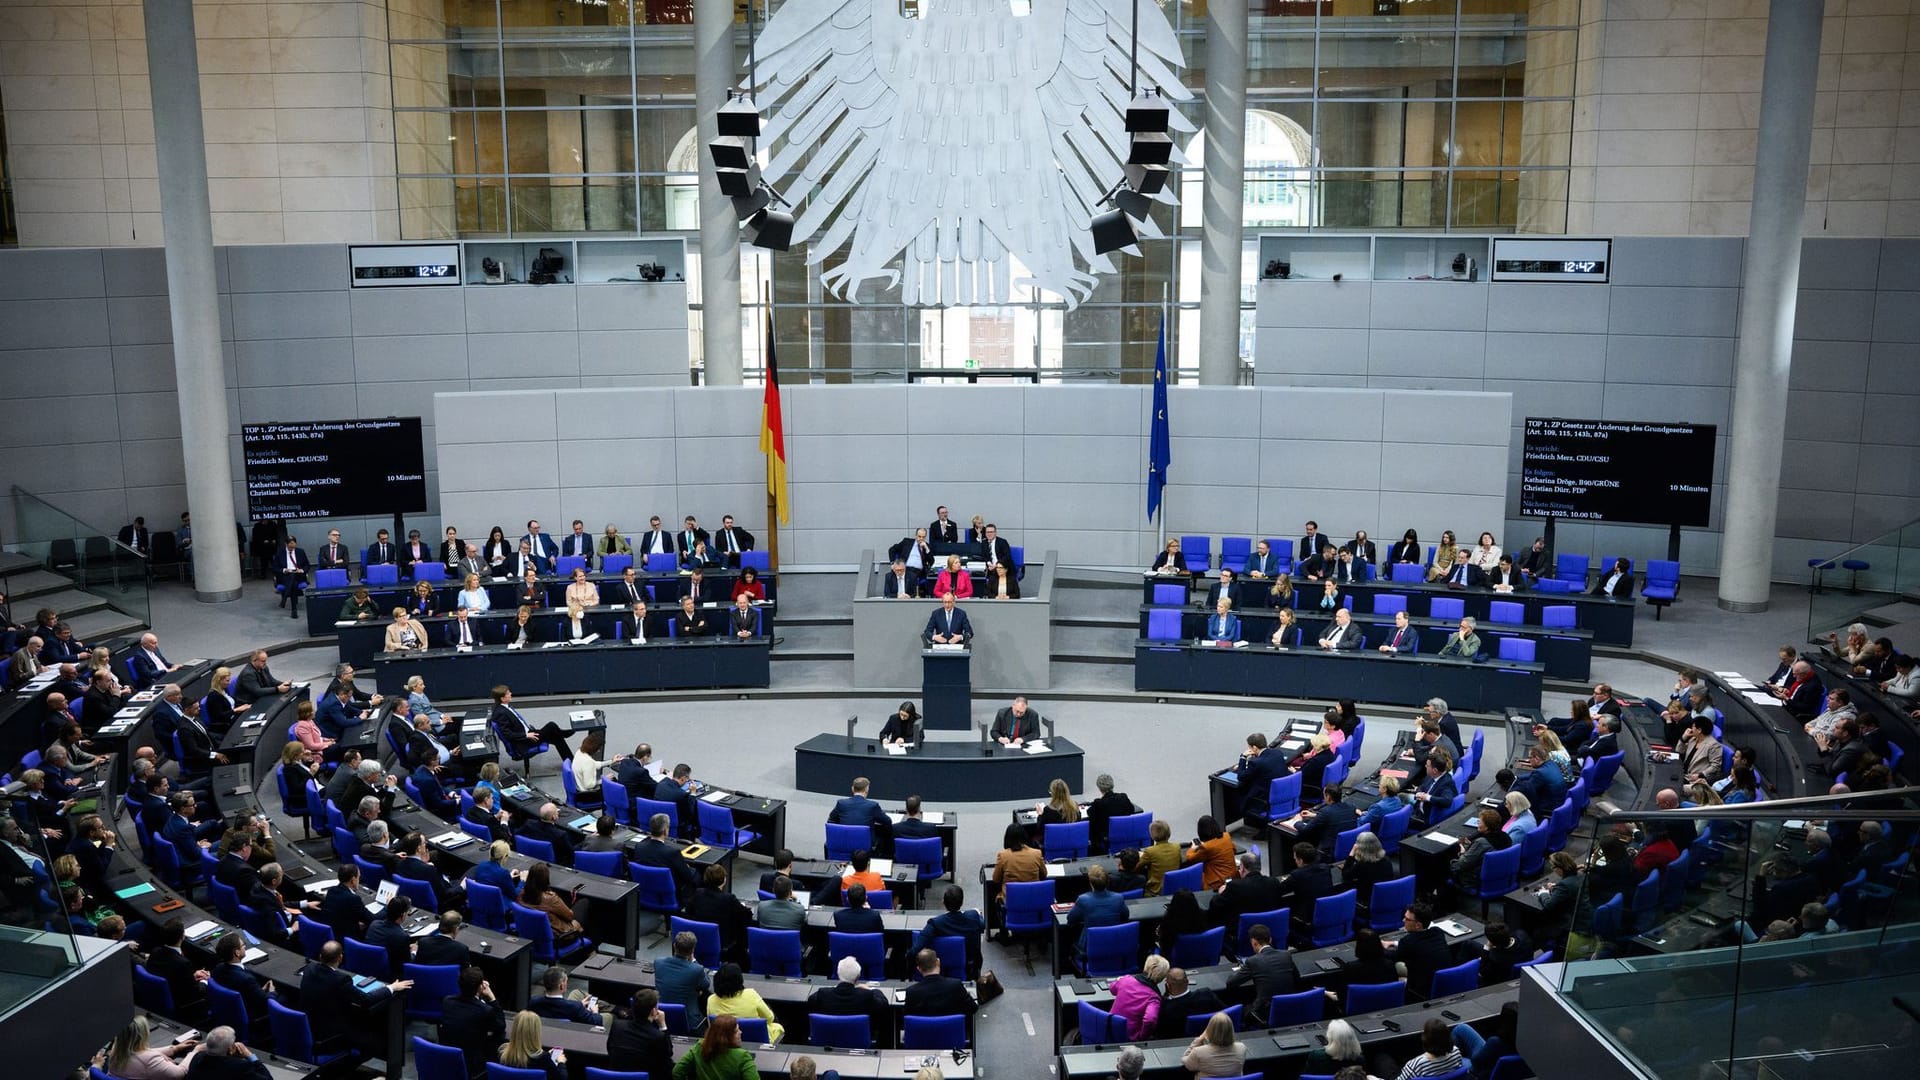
[1578,714,1623,762]
[515,802,577,867]
[1224,922,1296,1026]
[1409,753,1459,828]
[416,912,472,967]
[713,515,755,567]
[833,882,886,933]
[1293,783,1361,861]
[1203,569,1240,611]
[1591,557,1635,598]
[1275,841,1339,914]
[1316,607,1361,651]
[397,830,466,910]
[613,742,658,800]
[807,955,891,1033]
[437,964,507,1076]
[128,631,182,690]
[903,947,977,1018]
[558,520,596,567]
[1243,539,1283,580]
[118,516,152,558]
[1297,543,1336,582]
[1210,849,1287,934]
[1767,661,1825,721]
[1205,598,1241,644]
[1438,548,1482,588]
[881,558,919,599]
[463,788,515,844]
[1235,733,1290,830]
[1436,616,1482,659]
[674,595,712,638]
[631,811,698,904]
[652,764,699,838]
[530,965,605,1025]
[1156,966,1228,1038]
[1387,902,1456,1000]
[316,529,350,571]
[1486,554,1528,592]
[1378,609,1419,655]
[922,592,973,645]
[990,696,1042,746]
[829,776,886,829]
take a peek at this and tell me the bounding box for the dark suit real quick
[317,542,350,570]
[439,994,506,1078]
[882,571,919,599]
[1486,567,1527,591]
[319,883,373,941]
[128,648,173,690]
[990,707,1041,743]
[608,577,648,608]
[714,526,755,563]
[922,606,973,644]
[212,962,273,1027]
[396,854,464,909]
[367,541,397,566]
[559,532,595,563]
[234,665,284,705]
[605,1016,676,1079]
[1412,772,1459,828]
[1579,731,1620,762]
[463,805,512,845]
[1204,582,1240,611]
[1225,945,1297,1024]
[531,994,601,1025]
[1086,791,1136,853]
[630,835,697,903]
[980,536,1014,569]
[274,547,312,590]
[833,905,885,934]
[1591,568,1635,598]
[673,607,712,638]
[653,777,696,837]
[1157,987,1228,1038]
[148,945,205,1011]
[1276,862,1340,913]
[806,981,890,1030]
[1438,562,1482,588]
[1211,871,1286,933]
[727,605,759,638]
[1236,747,1290,824]
[1379,624,1419,654]
[1395,926,1456,999]
[416,932,471,968]
[1318,621,1361,651]
[1295,801,1361,860]
[517,819,576,866]
[903,972,976,1017]
[829,794,886,829]
[613,758,657,800]
[685,887,752,961]
[184,1053,271,1080]
[1243,550,1282,578]
[929,519,959,545]
[676,528,711,558]
[442,619,482,649]
[637,531,674,559]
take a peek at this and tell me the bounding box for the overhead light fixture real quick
[730,185,772,222]
[1124,162,1169,195]
[1090,208,1139,256]
[717,93,762,138]
[745,207,795,252]
[716,161,762,198]
[1114,186,1153,222]
[1128,130,1172,166]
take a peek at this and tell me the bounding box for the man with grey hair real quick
[631,811,695,903]
[129,631,182,690]
[1424,697,1462,751]
[1212,845,1285,937]
[1087,772,1138,854]
[6,635,43,687]
[1114,1045,1146,1079]
[358,818,398,875]
[806,954,889,1030]
[338,758,396,821]
[516,800,576,866]
[1437,616,1481,659]
[195,1025,271,1079]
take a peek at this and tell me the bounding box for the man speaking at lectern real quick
[923,592,973,646]
[991,696,1042,746]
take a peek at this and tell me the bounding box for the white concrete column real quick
[696,0,743,386]
[143,0,242,603]
[1197,0,1248,386]
[1718,0,1825,613]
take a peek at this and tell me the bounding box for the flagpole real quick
[1157,284,1169,553]
[764,281,782,574]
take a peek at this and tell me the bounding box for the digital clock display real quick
[1493,259,1607,276]
[1489,239,1612,283]
[348,244,463,287]
[353,264,457,280]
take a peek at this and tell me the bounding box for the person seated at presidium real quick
[1436,617,1481,659]
[1152,538,1189,576]
[1268,607,1298,648]
[728,594,759,639]
[408,580,437,618]
[879,702,921,746]
[1592,557,1635,598]
[457,573,491,614]
[1317,608,1360,651]
[935,554,973,599]
[564,568,600,610]
[1205,598,1240,644]
[731,567,765,602]
[1426,530,1459,582]
[384,608,427,653]
[986,561,1020,600]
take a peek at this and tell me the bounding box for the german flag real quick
[760,312,790,526]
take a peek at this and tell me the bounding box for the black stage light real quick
[1124,162,1169,195]
[745,208,795,251]
[1126,91,1170,134]
[717,94,762,138]
[708,136,751,171]
[1090,208,1138,256]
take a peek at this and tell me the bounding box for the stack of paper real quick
[1022,742,1051,754]
[1743,691,1780,707]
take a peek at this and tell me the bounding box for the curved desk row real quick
[301,565,771,635]
[1135,641,1545,713]
[370,637,771,699]
[1141,576,1638,646]
[793,733,1085,803]
[1140,605,1594,681]
[1805,653,1916,783]
[330,601,777,669]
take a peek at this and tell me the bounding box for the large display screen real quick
[1520,417,1715,527]
[243,418,427,521]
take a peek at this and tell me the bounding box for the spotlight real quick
[1124,162,1169,195]
[717,94,762,138]
[1127,131,1172,166]
[745,208,795,252]
[708,137,751,171]
[730,186,772,222]
[1114,186,1153,222]
[1090,208,1138,256]
[716,163,761,198]
[1125,90,1170,134]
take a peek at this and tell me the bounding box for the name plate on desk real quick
[929,643,967,652]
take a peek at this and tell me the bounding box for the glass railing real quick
[1544,787,1920,1079]
[0,811,83,1015]
[7,486,151,631]
[1805,515,1920,642]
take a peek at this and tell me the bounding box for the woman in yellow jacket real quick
[704,963,782,1044]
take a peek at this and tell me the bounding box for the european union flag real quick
[1147,315,1171,521]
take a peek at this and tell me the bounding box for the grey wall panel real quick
[1610,236,1744,287]
[788,435,910,483]
[1855,494,1920,541]
[675,484,767,530]
[440,440,559,494]
[464,287,577,334]
[551,387,677,438]
[1158,484,1259,536]
[793,385,910,436]
[106,295,176,345]
[1262,390,1385,438]
[436,390,553,442]
[556,439,677,488]
[1484,379,1605,428]
[578,331,672,377]
[1254,488,1383,538]
[1861,394,1920,446]
[1600,383,1733,427]
[1367,330,1487,378]
[906,483,1020,528]
[230,290,350,341]
[1880,241,1920,290]
[0,248,104,299]
[1606,286,1741,338]
[0,347,114,396]
[558,486,683,531]
[1794,289,1878,342]
[1485,284,1610,334]
[1023,482,1142,532]
[1778,440,1861,491]
[1259,439,1383,486]
[1865,342,1920,393]
[359,381,447,424]
[0,297,107,351]
[1872,292,1920,342]
[1604,334,1735,386]
[1385,493,1509,538]
[1370,282,1489,332]
[1167,387,1260,434]
[1484,332,1607,380]
[226,244,346,294]
[1788,339,1870,391]
[354,334,470,383]
[239,384,358,425]
[468,331,579,379]
[1855,444,1920,497]
[1167,436,1266,479]
[1797,238,1881,291]
[674,387,762,437]
[116,391,180,440]
[905,437,1017,484]
[1381,442,1511,496]
[675,436,765,479]
[1383,391,1509,440]
[787,482,907,530]
[582,373,687,389]
[469,377,582,393]
[574,283,688,332]
[1783,389,1870,442]
[1257,281,1371,328]
[1257,328,1370,377]
[121,438,187,487]
[1774,488,1846,542]
[102,249,169,297]
[1023,434,1142,486]
[349,287,468,337]
[235,337,354,387]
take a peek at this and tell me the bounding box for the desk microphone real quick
[979,721,992,756]
[845,715,858,745]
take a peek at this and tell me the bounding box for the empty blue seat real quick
[1146,608,1183,641]
[1390,563,1423,582]
[1268,773,1303,820]
[1179,536,1212,570]
[1267,987,1326,1026]
[1160,862,1204,894]
[1346,980,1405,1012]
[825,823,872,861]
[1083,921,1140,978]
[1643,559,1681,617]
[1497,638,1536,663]
[315,568,348,589]
[1371,594,1407,615]
[895,835,946,880]
[1368,875,1416,932]
[366,563,400,586]
[748,927,803,976]
[1151,583,1186,606]
[1105,811,1152,852]
[1077,1000,1127,1044]
[1540,605,1577,629]
[829,931,886,980]
[1430,597,1465,620]
[903,1013,970,1049]
[808,1012,872,1050]
[1043,821,1090,860]
[1310,889,1357,947]
[1429,957,1481,997]
[645,552,678,572]
[1170,926,1225,969]
[271,1000,347,1065]
[1487,601,1524,624]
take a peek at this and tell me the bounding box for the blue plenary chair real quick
[1237,908,1287,959]
[895,835,946,881]
[271,1000,347,1065]
[1541,605,1577,629]
[1472,846,1523,917]
[644,553,678,573]
[1267,987,1326,1027]
[365,563,400,586]
[904,1013,971,1050]
[1082,921,1140,978]
[1077,1000,1128,1044]
[740,550,771,573]
[205,977,250,1033]
[132,964,175,1014]
[1498,638,1537,663]
[1170,926,1225,969]
[1044,821,1090,860]
[1553,554,1590,589]
[412,562,448,583]
[515,836,556,863]
[697,799,760,851]
[825,823,872,861]
[412,1038,470,1080]
[1268,773,1303,820]
[1309,889,1357,947]
[829,931,886,980]
[514,902,595,963]
[404,962,461,1021]
[315,568,348,590]
[1151,583,1186,606]
[343,937,391,979]
[1346,980,1405,1013]
[573,850,624,878]
[1487,600,1524,624]
[1179,536,1212,571]
[748,927,803,976]
[1643,559,1680,617]
[556,555,588,577]
[1429,958,1481,998]
[670,917,723,969]
[467,881,509,930]
[1004,880,1056,950]
[1390,563,1423,582]
[1430,596,1465,621]
[808,1012,873,1050]
[1367,875,1416,932]
[1372,593,1407,615]
[600,553,634,576]
[1160,862,1204,895]
[1184,1004,1244,1036]
[1146,608,1183,641]
[636,797,680,835]
[1219,537,1252,571]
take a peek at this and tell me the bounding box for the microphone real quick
[845,715,858,745]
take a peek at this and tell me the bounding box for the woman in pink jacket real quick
[1108,953,1170,1041]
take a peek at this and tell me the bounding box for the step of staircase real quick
[23,588,111,620]
[63,608,147,643]
[0,569,75,600]
[0,551,43,577]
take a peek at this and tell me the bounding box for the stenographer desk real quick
[794,733,1085,803]
[1140,605,1594,681]
[1135,640,1544,712]
[303,564,774,637]
[371,637,770,698]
